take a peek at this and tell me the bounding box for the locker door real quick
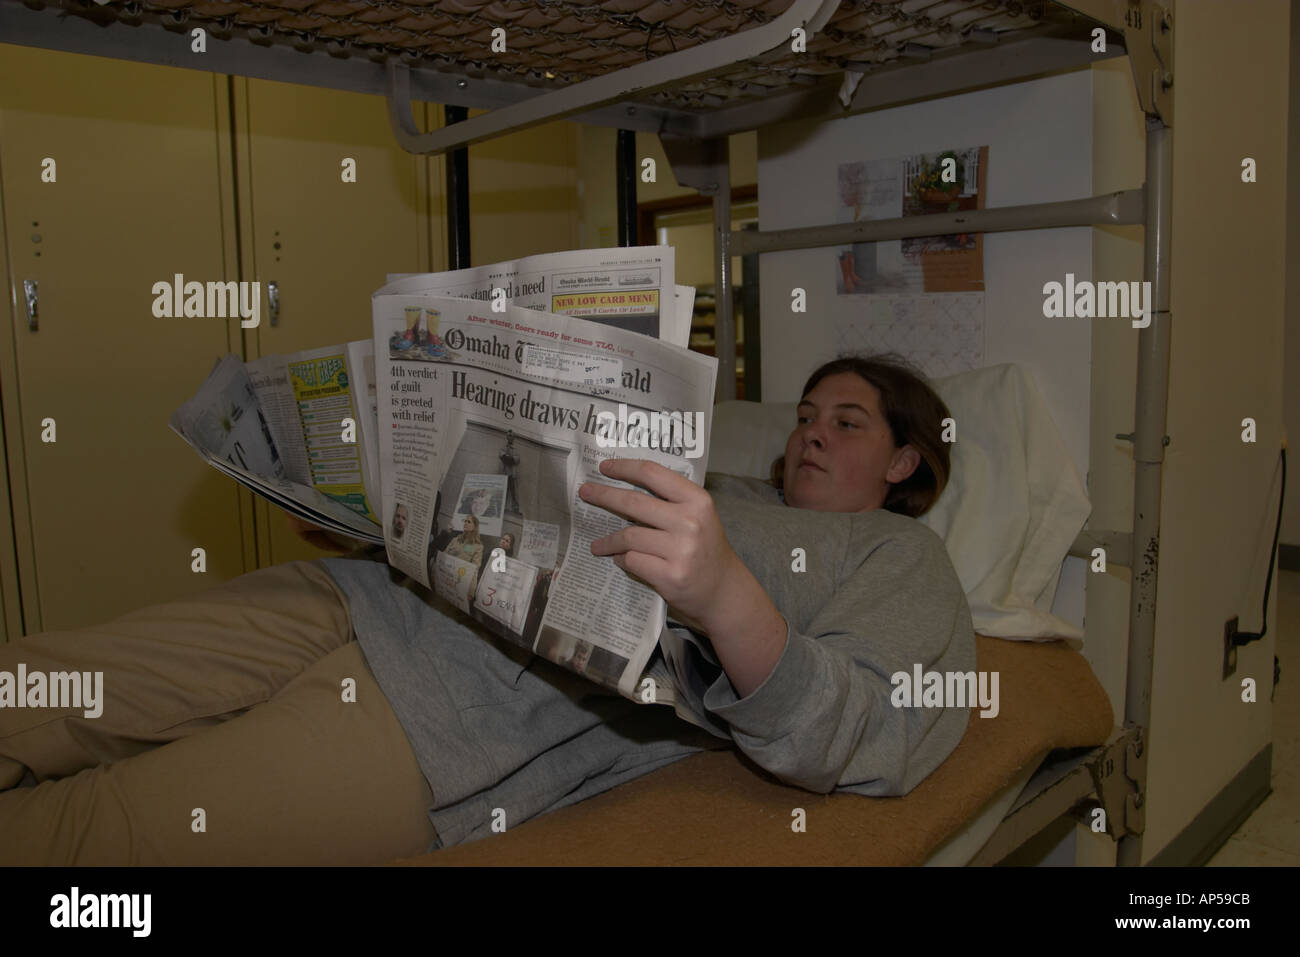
[0,44,249,632]
[233,78,433,566]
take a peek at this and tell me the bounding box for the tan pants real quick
[0,561,437,865]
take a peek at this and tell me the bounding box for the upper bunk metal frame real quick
[2,0,1175,866]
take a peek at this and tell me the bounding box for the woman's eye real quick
[838,420,858,429]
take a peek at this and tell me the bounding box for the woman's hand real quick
[580,459,734,631]
[580,458,788,697]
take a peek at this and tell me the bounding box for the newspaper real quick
[171,354,288,481]
[170,246,717,702]
[383,245,690,347]
[373,291,717,701]
[245,342,382,523]
[171,248,693,542]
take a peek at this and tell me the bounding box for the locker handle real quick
[24,279,38,331]
[268,280,280,328]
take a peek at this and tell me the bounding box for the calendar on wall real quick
[832,293,985,380]
[834,146,988,296]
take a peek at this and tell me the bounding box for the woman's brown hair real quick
[770,353,952,518]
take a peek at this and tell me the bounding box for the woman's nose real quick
[803,421,828,448]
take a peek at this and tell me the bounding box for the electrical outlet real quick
[1223,616,1239,680]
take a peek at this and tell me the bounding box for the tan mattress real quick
[393,635,1115,866]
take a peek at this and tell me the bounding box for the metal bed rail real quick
[969,726,1144,865]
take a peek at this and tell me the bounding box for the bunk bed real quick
[1,0,1174,866]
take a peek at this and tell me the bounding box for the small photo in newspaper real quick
[425,422,574,657]
[452,473,508,538]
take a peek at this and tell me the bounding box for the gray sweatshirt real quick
[655,473,976,797]
[322,472,974,848]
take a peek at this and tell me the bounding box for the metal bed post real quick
[712,139,735,402]
[616,130,638,246]
[445,105,471,268]
[740,224,762,402]
[1116,114,1173,866]
[658,134,737,401]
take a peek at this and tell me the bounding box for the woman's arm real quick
[700,534,974,795]
[583,457,975,795]
[692,565,788,700]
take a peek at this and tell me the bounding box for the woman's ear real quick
[886,445,922,484]
[770,455,785,488]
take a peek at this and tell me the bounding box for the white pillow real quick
[707,364,1091,641]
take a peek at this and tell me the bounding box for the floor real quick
[1205,567,1300,866]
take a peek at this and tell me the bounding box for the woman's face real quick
[463,517,473,534]
[498,534,513,553]
[781,372,920,513]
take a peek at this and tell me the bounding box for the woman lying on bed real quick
[0,353,975,865]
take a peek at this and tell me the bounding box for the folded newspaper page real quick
[171,353,287,481]
[372,291,717,702]
[172,346,385,543]
[246,342,382,523]
[383,245,689,347]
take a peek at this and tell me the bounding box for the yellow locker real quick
[231,78,434,567]
[0,44,249,633]
[0,407,18,643]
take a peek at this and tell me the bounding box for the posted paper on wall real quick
[835,145,988,295]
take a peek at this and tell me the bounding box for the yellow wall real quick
[1133,0,1287,862]
[464,111,580,265]
[1064,1,1290,867]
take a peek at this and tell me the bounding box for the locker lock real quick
[24,279,38,331]
[268,280,280,327]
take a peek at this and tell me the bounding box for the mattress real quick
[923,747,1050,865]
[392,634,1114,866]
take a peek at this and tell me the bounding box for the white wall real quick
[756,69,1096,638]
